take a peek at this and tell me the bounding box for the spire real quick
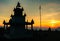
[16,2,21,8]
[24,13,26,16]
[3,20,5,24]
[31,19,34,24]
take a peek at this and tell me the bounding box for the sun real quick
[50,20,56,24]
[49,20,57,27]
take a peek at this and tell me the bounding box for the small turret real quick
[11,14,13,17]
[24,13,26,17]
[3,20,5,24]
[31,19,34,24]
[31,19,34,30]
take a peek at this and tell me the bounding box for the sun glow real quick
[50,20,57,24]
[49,20,58,28]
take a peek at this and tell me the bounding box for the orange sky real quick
[0,0,60,29]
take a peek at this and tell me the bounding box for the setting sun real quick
[50,20,57,24]
[49,20,59,28]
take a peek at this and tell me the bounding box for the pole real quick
[39,5,41,28]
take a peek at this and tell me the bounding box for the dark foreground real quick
[0,30,60,41]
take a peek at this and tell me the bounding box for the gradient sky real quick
[0,0,60,29]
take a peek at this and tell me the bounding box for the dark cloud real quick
[41,0,60,2]
[0,0,17,4]
[0,0,9,3]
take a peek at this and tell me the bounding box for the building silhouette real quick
[3,2,34,39]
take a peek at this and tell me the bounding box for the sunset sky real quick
[0,0,60,29]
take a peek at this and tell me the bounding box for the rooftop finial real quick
[16,2,21,8]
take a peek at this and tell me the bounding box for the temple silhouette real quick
[3,2,34,39]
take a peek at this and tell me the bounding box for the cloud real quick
[53,13,60,20]
[41,3,60,16]
[42,12,60,22]
[40,0,60,3]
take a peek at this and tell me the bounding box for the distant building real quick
[3,2,34,39]
[48,27,51,31]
